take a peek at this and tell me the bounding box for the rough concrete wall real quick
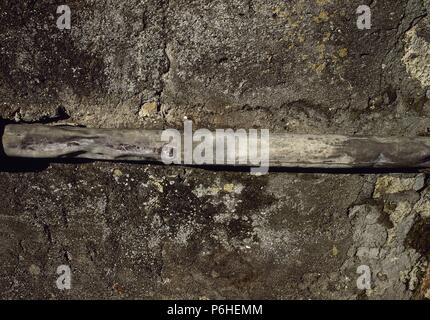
[1,0,430,299]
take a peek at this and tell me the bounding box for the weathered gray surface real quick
[1,0,430,299]
[6,124,430,169]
